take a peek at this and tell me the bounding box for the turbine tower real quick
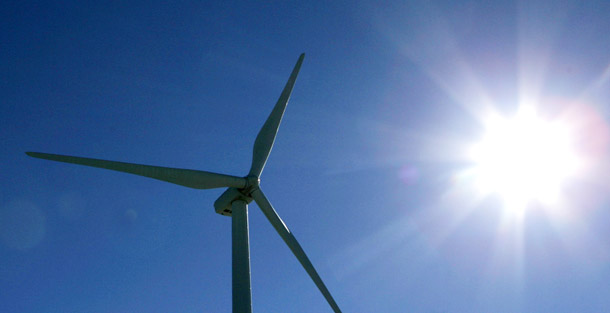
[26,54,342,313]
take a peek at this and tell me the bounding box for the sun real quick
[467,105,582,212]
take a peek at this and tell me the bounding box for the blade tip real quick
[26,151,49,159]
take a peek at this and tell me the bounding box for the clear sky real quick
[2,1,610,312]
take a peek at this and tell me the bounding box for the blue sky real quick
[3,1,610,312]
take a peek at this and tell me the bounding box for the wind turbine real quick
[26,54,342,313]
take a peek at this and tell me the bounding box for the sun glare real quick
[468,105,582,212]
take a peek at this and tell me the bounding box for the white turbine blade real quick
[251,188,342,313]
[26,152,246,189]
[248,54,305,178]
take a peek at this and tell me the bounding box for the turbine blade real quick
[26,152,246,189]
[251,188,342,313]
[248,54,305,177]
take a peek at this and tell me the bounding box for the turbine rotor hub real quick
[242,175,260,195]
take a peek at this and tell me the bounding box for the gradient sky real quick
[3,1,610,312]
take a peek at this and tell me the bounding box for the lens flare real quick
[468,105,582,212]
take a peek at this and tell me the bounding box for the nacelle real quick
[214,187,253,216]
